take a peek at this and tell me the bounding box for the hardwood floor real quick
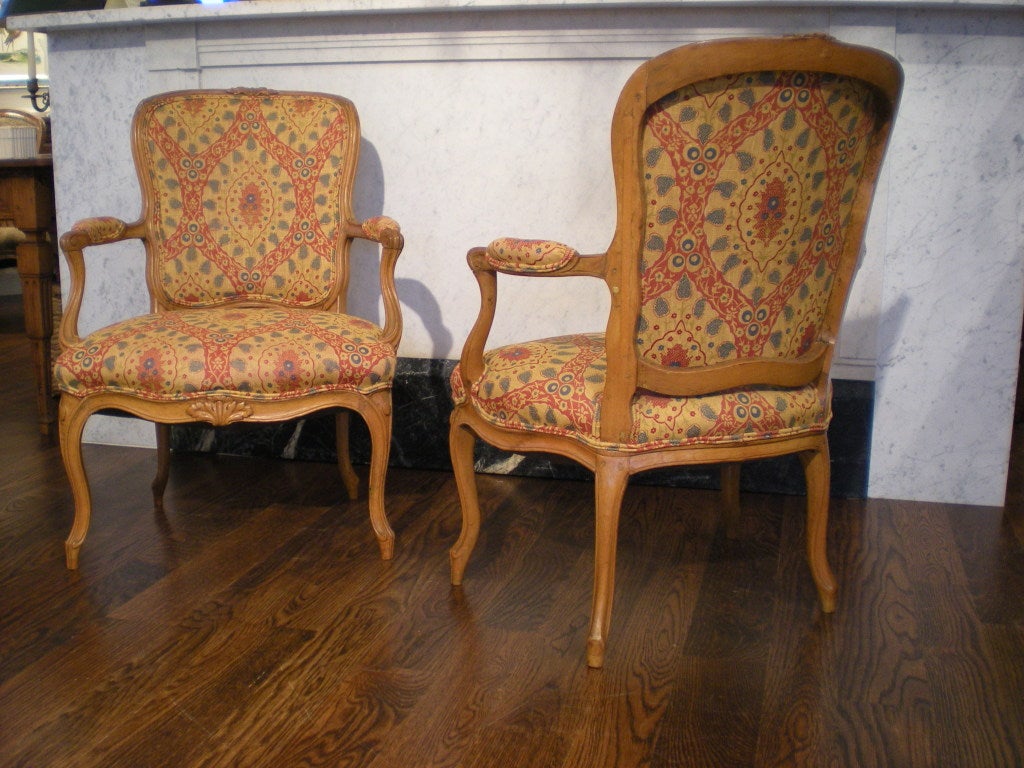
[2,293,1023,767]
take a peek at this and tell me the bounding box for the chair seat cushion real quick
[55,307,395,401]
[451,333,829,450]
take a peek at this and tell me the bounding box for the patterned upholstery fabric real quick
[137,91,355,309]
[452,333,829,450]
[71,216,126,245]
[55,308,394,401]
[638,71,880,368]
[485,238,579,274]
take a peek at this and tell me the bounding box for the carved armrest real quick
[57,216,145,350]
[345,216,405,351]
[59,216,140,250]
[357,216,403,250]
[456,238,607,386]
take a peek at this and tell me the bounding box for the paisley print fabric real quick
[452,333,829,450]
[55,308,394,401]
[637,71,880,367]
[137,91,355,309]
[485,238,579,274]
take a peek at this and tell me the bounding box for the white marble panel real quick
[48,27,157,447]
[17,2,1024,503]
[869,13,1024,505]
[195,6,823,67]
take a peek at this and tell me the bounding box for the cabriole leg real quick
[721,462,742,537]
[801,438,837,612]
[152,422,171,513]
[587,459,630,668]
[448,418,481,586]
[362,393,395,560]
[58,396,93,569]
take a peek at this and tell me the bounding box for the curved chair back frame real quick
[449,36,902,667]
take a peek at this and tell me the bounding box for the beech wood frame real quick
[56,88,404,570]
[449,36,902,668]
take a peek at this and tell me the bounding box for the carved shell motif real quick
[186,397,253,426]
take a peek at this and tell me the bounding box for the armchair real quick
[0,109,46,155]
[53,89,404,568]
[449,36,902,667]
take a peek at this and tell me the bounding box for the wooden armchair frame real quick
[55,88,404,569]
[449,36,902,667]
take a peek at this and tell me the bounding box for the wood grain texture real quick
[2,295,1023,766]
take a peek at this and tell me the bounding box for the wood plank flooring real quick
[1,294,1023,767]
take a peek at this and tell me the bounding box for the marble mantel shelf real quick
[9,0,1023,32]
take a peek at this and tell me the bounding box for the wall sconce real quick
[24,31,46,111]
[2,0,108,112]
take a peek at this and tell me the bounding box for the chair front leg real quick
[448,415,481,586]
[720,462,742,538]
[360,391,395,560]
[587,458,630,668]
[152,422,171,513]
[801,437,837,612]
[59,396,94,569]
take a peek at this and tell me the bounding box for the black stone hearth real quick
[171,359,873,498]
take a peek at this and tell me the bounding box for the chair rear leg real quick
[449,418,481,586]
[801,438,837,612]
[587,459,630,668]
[721,462,742,538]
[59,396,93,569]
[152,422,171,513]
[335,410,360,501]
[361,393,395,560]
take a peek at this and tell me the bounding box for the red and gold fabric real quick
[452,333,829,451]
[485,238,580,274]
[637,71,880,368]
[138,91,355,309]
[55,308,394,401]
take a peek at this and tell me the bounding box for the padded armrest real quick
[484,238,580,274]
[57,216,143,349]
[359,216,402,248]
[65,216,131,246]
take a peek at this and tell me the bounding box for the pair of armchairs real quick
[53,35,902,668]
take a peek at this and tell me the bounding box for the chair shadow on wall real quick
[347,139,454,473]
[838,292,909,385]
[350,139,453,359]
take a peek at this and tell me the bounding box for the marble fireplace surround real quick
[11,0,1024,505]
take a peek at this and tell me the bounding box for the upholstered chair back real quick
[447,36,902,667]
[636,71,883,369]
[134,90,358,311]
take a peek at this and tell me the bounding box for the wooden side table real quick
[1,155,57,434]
